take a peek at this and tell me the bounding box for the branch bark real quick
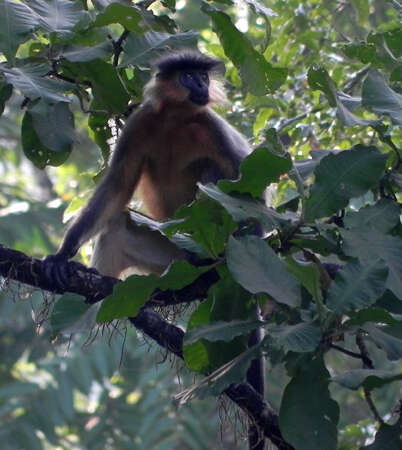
[0,244,294,450]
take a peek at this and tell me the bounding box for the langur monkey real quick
[47,50,250,277]
[45,50,264,448]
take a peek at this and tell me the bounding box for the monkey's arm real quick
[48,107,149,263]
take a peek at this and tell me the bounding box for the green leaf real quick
[22,109,71,168]
[308,65,337,107]
[183,268,252,373]
[0,63,72,103]
[62,42,113,62]
[336,98,377,127]
[226,236,301,307]
[327,259,388,314]
[184,319,262,345]
[218,147,291,197]
[202,3,287,94]
[344,307,402,327]
[342,42,377,65]
[360,418,402,450]
[29,100,75,153]
[92,3,143,32]
[199,183,291,233]
[285,257,323,302]
[0,381,39,398]
[362,69,402,126]
[62,59,129,114]
[30,0,87,37]
[280,356,339,450]
[0,0,39,61]
[120,31,199,67]
[364,323,402,361]
[305,145,387,222]
[97,261,211,322]
[332,369,402,390]
[50,293,91,335]
[171,198,237,258]
[342,230,402,299]
[344,199,401,233]
[266,322,322,353]
[178,343,262,403]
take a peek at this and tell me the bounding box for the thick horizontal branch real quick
[0,244,218,306]
[0,244,293,449]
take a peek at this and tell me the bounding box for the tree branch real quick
[0,244,294,450]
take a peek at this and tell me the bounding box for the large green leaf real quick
[342,230,402,299]
[226,235,301,307]
[364,323,402,361]
[360,418,402,450]
[21,109,71,168]
[50,293,91,335]
[0,0,39,60]
[120,31,198,67]
[344,199,401,233]
[327,259,388,314]
[183,270,251,373]
[308,65,337,107]
[0,63,72,103]
[280,356,339,450]
[61,42,113,63]
[218,147,291,198]
[92,3,143,33]
[97,261,211,322]
[305,145,387,222]
[362,69,402,126]
[170,198,237,258]
[184,319,262,345]
[30,0,87,37]
[202,3,287,94]
[199,183,291,233]
[266,322,322,353]
[62,59,129,114]
[285,257,323,302]
[332,369,402,390]
[178,343,262,403]
[29,100,75,153]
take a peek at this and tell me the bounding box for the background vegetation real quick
[0,0,401,449]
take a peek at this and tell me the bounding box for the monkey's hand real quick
[43,253,99,291]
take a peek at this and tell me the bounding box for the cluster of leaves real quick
[0,0,401,449]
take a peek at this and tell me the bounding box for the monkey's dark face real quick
[179,70,210,106]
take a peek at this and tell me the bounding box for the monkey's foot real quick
[43,254,99,291]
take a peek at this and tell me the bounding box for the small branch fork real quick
[356,330,384,425]
[0,244,294,450]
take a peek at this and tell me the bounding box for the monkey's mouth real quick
[190,93,209,106]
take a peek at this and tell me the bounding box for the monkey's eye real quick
[200,72,209,83]
[183,72,193,81]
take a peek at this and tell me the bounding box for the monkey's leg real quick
[91,212,186,278]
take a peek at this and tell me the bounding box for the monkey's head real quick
[145,50,227,109]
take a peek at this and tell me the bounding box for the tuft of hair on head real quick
[154,49,225,79]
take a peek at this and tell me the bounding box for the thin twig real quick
[330,344,363,359]
[356,330,384,425]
